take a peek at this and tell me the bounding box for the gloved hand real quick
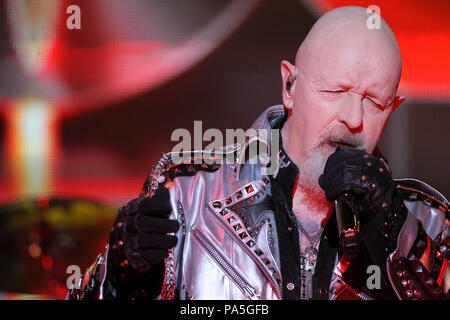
[319,146,396,224]
[108,186,180,289]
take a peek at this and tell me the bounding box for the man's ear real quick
[281,60,297,110]
[392,95,406,111]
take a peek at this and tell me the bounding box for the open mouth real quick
[327,140,355,149]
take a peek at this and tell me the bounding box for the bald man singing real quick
[69,6,449,300]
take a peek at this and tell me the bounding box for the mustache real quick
[318,125,365,149]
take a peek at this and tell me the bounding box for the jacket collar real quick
[236,104,299,195]
[235,105,287,180]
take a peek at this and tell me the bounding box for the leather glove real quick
[318,146,402,296]
[319,146,396,224]
[108,186,179,293]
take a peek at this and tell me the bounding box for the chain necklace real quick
[297,220,323,244]
[296,219,324,300]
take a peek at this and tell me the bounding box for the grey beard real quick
[297,145,331,211]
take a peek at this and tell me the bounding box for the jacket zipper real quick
[192,228,259,300]
[386,259,402,299]
[331,277,373,300]
[210,209,283,299]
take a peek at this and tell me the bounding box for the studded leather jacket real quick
[68,105,449,300]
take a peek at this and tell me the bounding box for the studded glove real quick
[318,146,408,298]
[108,186,179,297]
[319,146,396,224]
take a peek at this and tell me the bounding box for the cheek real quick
[298,85,337,119]
[292,89,338,149]
[362,111,391,151]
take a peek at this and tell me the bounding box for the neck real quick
[292,185,332,251]
[292,184,332,232]
[281,117,332,231]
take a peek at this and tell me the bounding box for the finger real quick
[318,174,325,190]
[138,189,172,217]
[140,249,170,265]
[136,216,180,233]
[137,233,178,250]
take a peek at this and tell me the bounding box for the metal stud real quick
[254,249,264,256]
[157,174,166,183]
[246,240,256,247]
[409,193,418,200]
[239,232,248,239]
[417,240,425,249]
[415,265,423,274]
[259,154,269,164]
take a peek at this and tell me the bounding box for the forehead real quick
[304,32,401,100]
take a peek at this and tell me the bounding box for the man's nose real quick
[337,92,363,132]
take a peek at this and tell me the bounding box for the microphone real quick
[335,192,360,258]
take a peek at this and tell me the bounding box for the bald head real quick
[296,6,401,80]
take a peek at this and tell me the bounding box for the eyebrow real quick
[338,82,388,106]
[321,80,391,106]
[365,90,390,106]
